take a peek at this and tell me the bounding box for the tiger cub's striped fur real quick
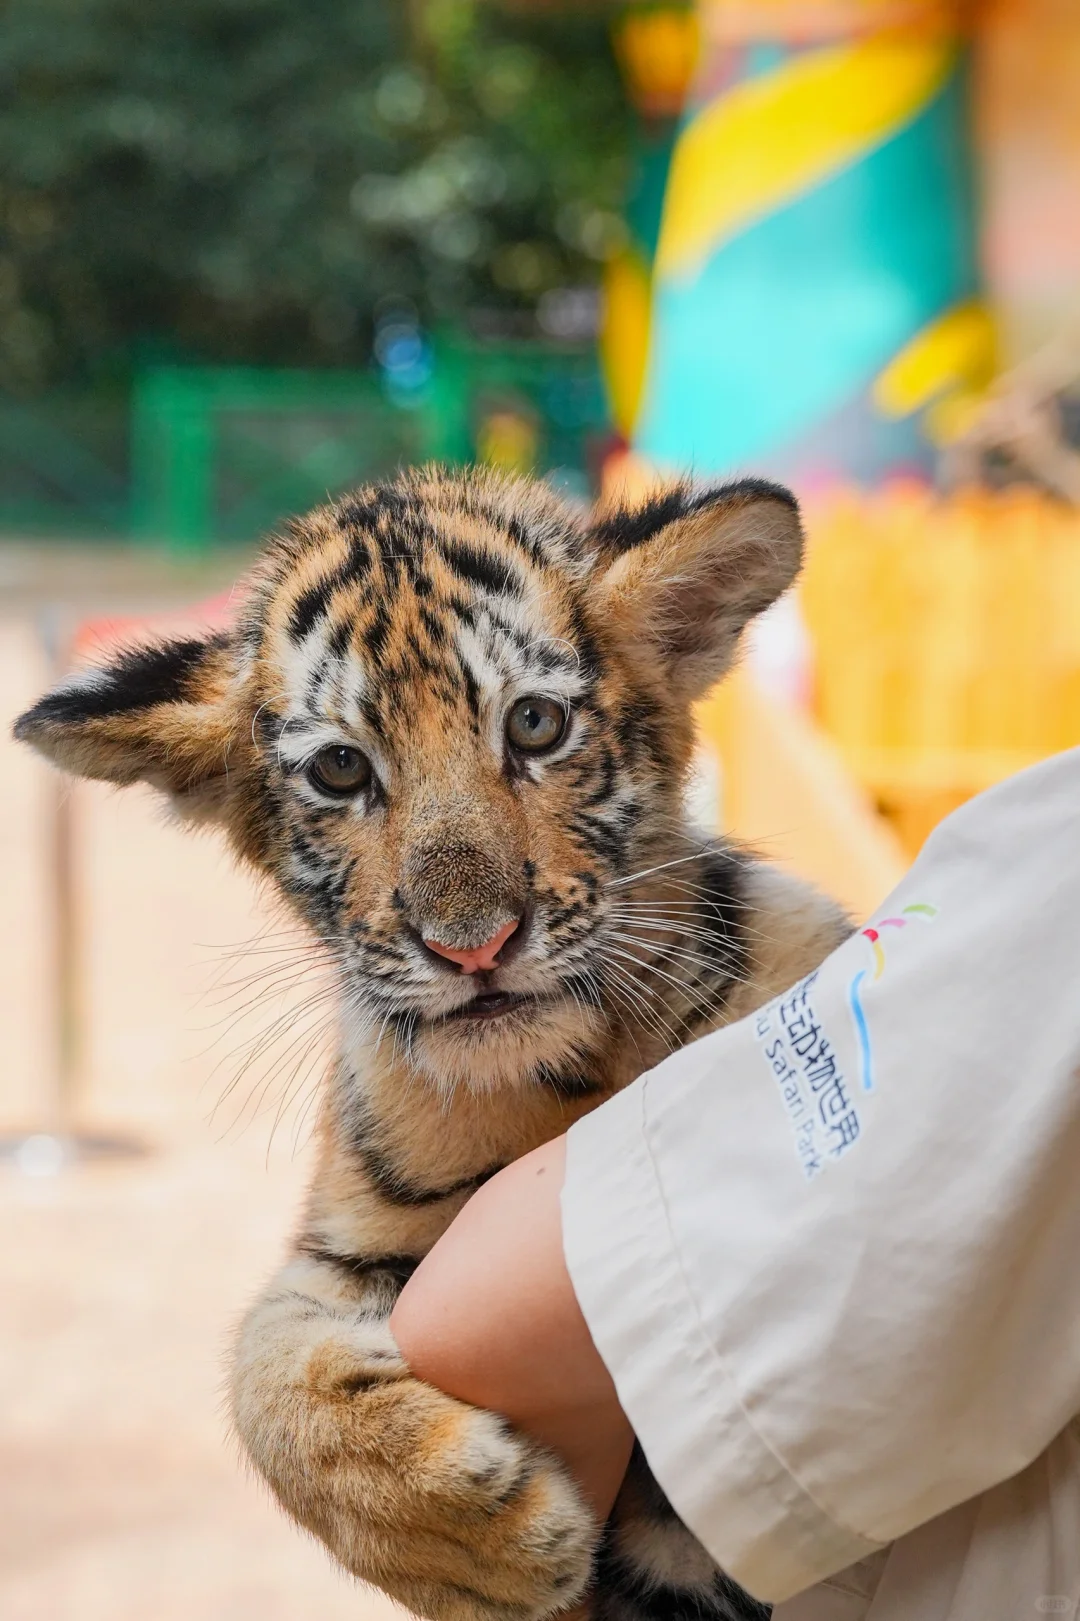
[16,467,849,1621]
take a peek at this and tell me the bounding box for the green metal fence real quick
[0,336,609,550]
[0,389,130,540]
[130,367,423,548]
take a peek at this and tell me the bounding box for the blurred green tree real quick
[0,0,630,389]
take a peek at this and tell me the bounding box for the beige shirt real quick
[562,749,1080,1621]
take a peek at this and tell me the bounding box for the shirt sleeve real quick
[561,748,1080,1603]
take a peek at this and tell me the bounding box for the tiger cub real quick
[16,467,849,1621]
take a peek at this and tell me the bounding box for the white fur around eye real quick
[276,720,387,811]
[453,603,589,767]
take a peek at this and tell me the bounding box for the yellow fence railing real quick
[696,669,908,923]
[801,486,1080,854]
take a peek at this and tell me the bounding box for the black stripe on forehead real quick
[327,618,352,659]
[338,488,428,547]
[440,540,525,598]
[457,653,481,721]
[277,482,600,717]
[286,492,447,645]
[457,490,557,569]
[383,477,565,574]
[419,605,449,645]
[289,536,371,640]
[364,604,392,666]
[286,494,420,645]
[341,487,431,560]
[568,602,601,682]
[337,493,385,530]
[286,477,567,645]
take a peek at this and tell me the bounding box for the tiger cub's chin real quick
[406,991,607,1096]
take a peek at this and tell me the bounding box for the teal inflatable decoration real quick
[636,2,991,484]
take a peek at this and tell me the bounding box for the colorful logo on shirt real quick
[849,903,938,1092]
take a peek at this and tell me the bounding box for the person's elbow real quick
[391,1136,585,1421]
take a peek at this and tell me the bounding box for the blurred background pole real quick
[0,610,145,1174]
[39,609,78,1139]
[633,0,995,485]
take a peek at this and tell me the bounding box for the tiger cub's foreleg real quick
[595,1446,771,1621]
[230,1251,597,1621]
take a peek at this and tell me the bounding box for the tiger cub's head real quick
[16,466,801,1092]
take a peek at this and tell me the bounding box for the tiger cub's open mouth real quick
[440,990,538,1023]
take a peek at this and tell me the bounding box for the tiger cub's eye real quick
[506,696,567,754]
[308,745,371,797]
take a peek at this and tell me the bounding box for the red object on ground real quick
[70,589,240,660]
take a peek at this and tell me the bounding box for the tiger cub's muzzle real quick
[397,833,529,978]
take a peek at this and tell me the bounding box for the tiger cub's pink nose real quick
[424,918,519,974]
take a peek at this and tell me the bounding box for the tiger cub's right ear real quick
[13,631,240,817]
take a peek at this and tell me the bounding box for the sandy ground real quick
[0,589,405,1621]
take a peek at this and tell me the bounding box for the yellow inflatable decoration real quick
[656,34,956,281]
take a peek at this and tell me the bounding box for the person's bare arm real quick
[390,1134,635,1525]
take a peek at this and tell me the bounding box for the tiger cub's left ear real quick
[587,478,803,702]
[13,631,239,817]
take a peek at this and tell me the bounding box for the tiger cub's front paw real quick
[235,1319,597,1621]
[407,1402,597,1621]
